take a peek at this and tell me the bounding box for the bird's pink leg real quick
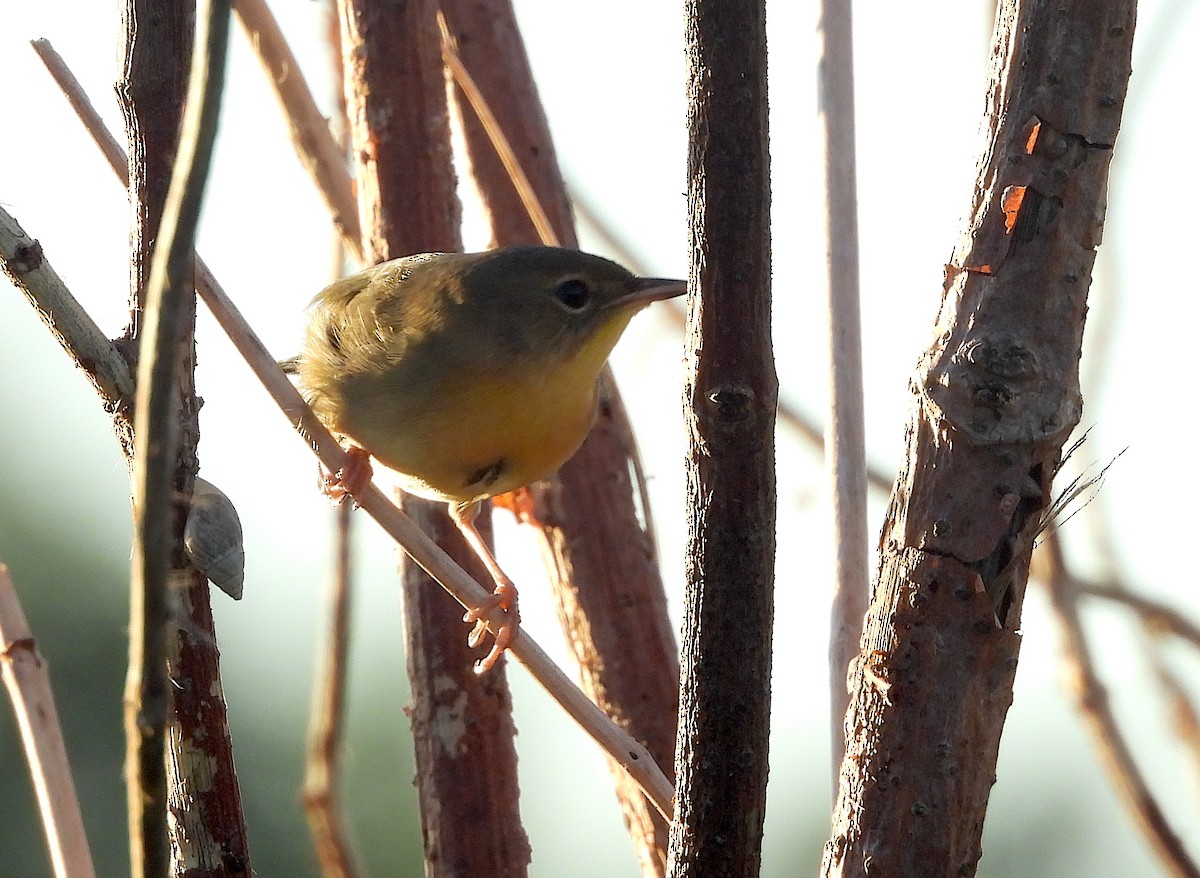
[451,501,521,674]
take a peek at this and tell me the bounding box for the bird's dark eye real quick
[554,278,591,311]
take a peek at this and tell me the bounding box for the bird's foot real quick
[321,447,373,506]
[463,581,520,674]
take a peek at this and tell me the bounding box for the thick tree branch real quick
[439,2,681,873]
[670,1,776,876]
[822,3,1136,875]
[335,1,529,873]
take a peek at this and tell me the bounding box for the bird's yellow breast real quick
[330,310,633,506]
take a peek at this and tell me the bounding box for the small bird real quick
[287,246,685,671]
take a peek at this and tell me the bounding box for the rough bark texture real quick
[338,0,461,260]
[821,3,1136,876]
[336,0,528,874]
[442,2,681,873]
[526,382,680,876]
[116,2,251,875]
[669,1,776,876]
[440,0,573,249]
[402,507,531,877]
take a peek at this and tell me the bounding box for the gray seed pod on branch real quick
[184,478,245,600]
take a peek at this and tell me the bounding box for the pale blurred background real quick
[2,1,1198,876]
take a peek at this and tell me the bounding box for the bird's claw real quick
[463,582,519,674]
[322,447,373,506]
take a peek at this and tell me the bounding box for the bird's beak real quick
[611,277,687,311]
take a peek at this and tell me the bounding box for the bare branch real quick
[1042,531,1199,878]
[0,206,134,408]
[816,0,869,790]
[0,563,96,878]
[302,503,359,878]
[1077,581,1200,652]
[823,2,1138,874]
[671,0,775,875]
[232,0,362,259]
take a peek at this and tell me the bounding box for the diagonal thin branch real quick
[232,0,362,259]
[437,12,558,248]
[0,562,97,878]
[302,501,359,878]
[0,207,134,408]
[1076,581,1200,651]
[1041,529,1199,878]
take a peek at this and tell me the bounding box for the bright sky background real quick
[2,2,1199,876]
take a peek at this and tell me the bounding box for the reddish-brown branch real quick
[0,563,96,878]
[440,2,680,872]
[335,0,527,873]
[822,3,1136,875]
[116,2,251,875]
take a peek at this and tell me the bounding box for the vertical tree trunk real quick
[116,1,251,875]
[336,1,529,874]
[821,3,1136,876]
[442,3,681,873]
[670,1,776,876]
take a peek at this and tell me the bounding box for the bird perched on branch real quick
[285,246,685,671]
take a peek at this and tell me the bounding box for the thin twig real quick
[1042,529,1199,878]
[126,3,231,874]
[437,13,558,248]
[232,0,362,260]
[31,41,130,186]
[1146,641,1200,812]
[817,0,869,794]
[1077,581,1200,651]
[0,563,97,878]
[302,502,359,878]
